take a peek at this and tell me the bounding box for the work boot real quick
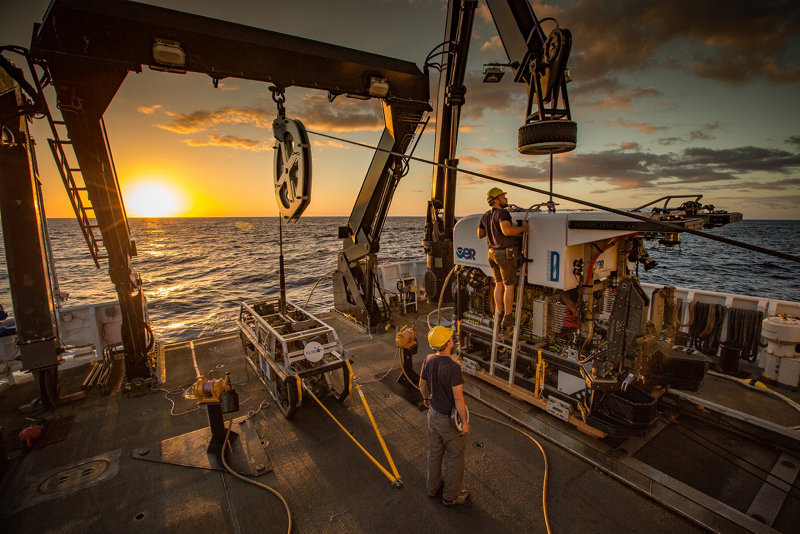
[502,314,515,329]
[443,489,470,506]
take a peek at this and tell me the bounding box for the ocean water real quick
[1,217,798,343]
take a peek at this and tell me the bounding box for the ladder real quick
[25,56,112,268]
[48,132,107,267]
[488,220,531,387]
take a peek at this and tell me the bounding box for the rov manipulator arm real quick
[26,0,429,383]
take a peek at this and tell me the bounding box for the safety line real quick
[300,379,402,486]
[305,128,800,264]
[345,360,401,480]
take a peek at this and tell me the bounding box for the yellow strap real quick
[535,349,544,399]
[301,379,398,484]
[346,359,400,479]
[295,375,302,406]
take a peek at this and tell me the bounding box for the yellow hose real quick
[471,411,551,534]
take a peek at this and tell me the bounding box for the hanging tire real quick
[518,120,577,155]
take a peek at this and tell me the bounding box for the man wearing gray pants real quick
[419,325,470,506]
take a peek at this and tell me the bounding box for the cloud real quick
[461,72,526,121]
[534,0,800,86]
[296,93,382,132]
[658,137,684,146]
[619,141,642,151]
[456,154,483,166]
[569,77,625,98]
[605,118,668,134]
[185,134,271,151]
[312,139,351,149]
[465,147,503,157]
[480,35,504,54]
[137,104,162,115]
[582,87,662,112]
[729,194,800,210]
[788,135,800,150]
[158,95,383,138]
[736,178,800,190]
[475,2,493,24]
[688,122,723,141]
[159,108,273,134]
[454,143,800,193]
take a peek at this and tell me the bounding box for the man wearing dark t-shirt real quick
[478,187,528,329]
[419,325,470,506]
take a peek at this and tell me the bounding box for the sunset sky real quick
[1,0,799,219]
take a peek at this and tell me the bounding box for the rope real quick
[707,370,800,414]
[304,129,800,264]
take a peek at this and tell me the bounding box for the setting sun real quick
[123,181,188,217]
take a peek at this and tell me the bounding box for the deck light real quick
[368,76,390,98]
[152,39,185,68]
[482,65,504,83]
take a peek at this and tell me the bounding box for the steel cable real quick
[305,129,800,264]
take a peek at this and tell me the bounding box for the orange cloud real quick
[605,119,668,134]
[137,104,162,115]
[185,134,271,151]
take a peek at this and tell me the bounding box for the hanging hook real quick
[269,85,286,119]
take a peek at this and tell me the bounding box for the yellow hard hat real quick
[486,187,506,204]
[427,325,454,350]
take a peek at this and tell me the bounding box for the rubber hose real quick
[699,303,716,339]
[675,299,694,328]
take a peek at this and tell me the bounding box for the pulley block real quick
[273,117,312,222]
[539,28,572,102]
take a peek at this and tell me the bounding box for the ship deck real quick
[1,306,798,533]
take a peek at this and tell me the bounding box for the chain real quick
[269,85,286,119]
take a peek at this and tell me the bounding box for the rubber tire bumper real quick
[518,120,577,155]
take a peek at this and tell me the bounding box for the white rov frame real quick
[236,297,351,418]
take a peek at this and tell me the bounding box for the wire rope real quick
[304,129,800,264]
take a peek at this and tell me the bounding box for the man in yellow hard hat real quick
[478,187,528,329]
[419,325,470,506]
